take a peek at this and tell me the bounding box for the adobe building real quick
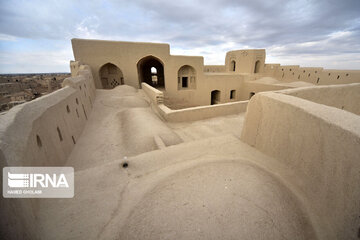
[1,38,359,240]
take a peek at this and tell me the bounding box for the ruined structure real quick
[1,39,359,240]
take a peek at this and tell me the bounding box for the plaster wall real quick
[142,83,248,122]
[241,91,360,240]
[72,38,172,90]
[225,49,265,73]
[204,65,226,73]
[157,101,248,122]
[72,39,251,109]
[239,81,293,100]
[281,83,360,115]
[0,64,96,239]
[264,64,360,85]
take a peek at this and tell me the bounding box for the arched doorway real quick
[137,56,165,89]
[254,60,260,73]
[211,90,221,105]
[99,63,124,89]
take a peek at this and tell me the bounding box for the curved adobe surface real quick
[120,161,316,240]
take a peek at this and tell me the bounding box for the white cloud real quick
[0,47,73,73]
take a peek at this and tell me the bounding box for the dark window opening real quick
[230,60,236,71]
[36,135,42,148]
[254,60,260,73]
[211,90,221,105]
[230,90,236,99]
[182,77,188,88]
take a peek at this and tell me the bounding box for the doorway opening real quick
[137,56,165,89]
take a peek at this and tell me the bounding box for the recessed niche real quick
[36,135,42,148]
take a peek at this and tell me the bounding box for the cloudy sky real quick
[0,0,359,73]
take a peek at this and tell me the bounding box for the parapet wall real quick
[241,90,360,240]
[0,64,95,167]
[141,83,248,122]
[203,65,226,73]
[0,64,96,239]
[264,64,360,85]
[280,83,360,115]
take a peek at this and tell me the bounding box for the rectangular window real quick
[230,90,236,99]
[182,77,188,88]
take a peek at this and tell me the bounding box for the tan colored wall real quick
[142,82,164,105]
[72,39,250,109]
[72,38,171,89]
[264,63,360,85]
[241,91,360,240]
[161,55,204,107]
[70,60,81,77]
[72,39,360,109]
[141,83,248,122]
[157,101,248,122]
[225,49,265,73]
[239,81,293,100]
[204,65,226,73]
[0,64,96,239]
[281,83,360,115]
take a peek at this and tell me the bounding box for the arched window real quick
[230,60,236,72]
[99,63,124,89]
[254,60,261,73]
[178,65,196,90]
